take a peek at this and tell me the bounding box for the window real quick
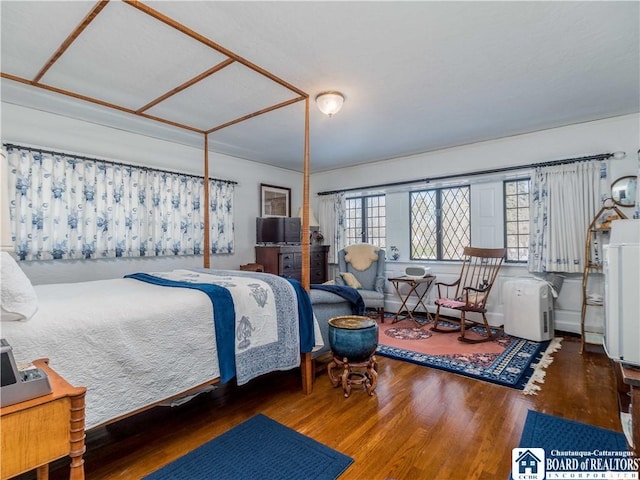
[410,186,470,260]
[504,178,530,262]
[345,195,386,247]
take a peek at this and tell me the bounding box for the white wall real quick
[312,113,640,334]
[3,102,639,335]
[1,103,303,284]
[311,114,639,199]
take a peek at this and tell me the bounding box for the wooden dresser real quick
[255,244,329,284]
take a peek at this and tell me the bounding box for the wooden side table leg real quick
[414,291,432,326]
[396,287,415,323]
[391,281,409,322]
[69,391,86,480]
[36,465,49,480]
[405,284,418,324]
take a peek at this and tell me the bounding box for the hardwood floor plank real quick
[30,336,621,480]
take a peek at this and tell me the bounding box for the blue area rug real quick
[376,317,561,393]
[518,410,628,450]
[144,414,353,480]
[510,410,631,479]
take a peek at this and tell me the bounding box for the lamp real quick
[297,206,320,229]
[315,91,345,117]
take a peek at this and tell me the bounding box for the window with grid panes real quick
[345,195,386,247]
[504,179,530,262]
[410,186,470,260]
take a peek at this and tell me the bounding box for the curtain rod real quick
[317,152,618,196]
[2,143,238,185]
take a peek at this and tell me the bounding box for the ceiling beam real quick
[124,1,308,99]
[136,58,235,114]
[33,1,109,83]
[206,96,306,134]
[1,72,206,134]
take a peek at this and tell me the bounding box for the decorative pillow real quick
[340,272,362,289]
[1,252,39,321]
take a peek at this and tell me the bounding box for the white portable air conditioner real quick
[503,278,554,341]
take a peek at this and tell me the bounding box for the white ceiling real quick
[1,1,638,173]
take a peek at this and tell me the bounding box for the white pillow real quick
[1,251,38,321]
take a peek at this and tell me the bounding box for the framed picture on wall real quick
[260,183,291,217]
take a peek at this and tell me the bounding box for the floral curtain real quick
[528,160,605,273]
[5,147,234,260]
[318,192,346,264]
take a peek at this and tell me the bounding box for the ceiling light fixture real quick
[315,91,345,117]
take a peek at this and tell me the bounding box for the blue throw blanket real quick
[126,270,316,386]
[310,284,366,315]
[125,273,237,383]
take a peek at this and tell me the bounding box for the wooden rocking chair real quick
[431,247,506,343]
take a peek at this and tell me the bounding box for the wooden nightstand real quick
[0,358,86,480]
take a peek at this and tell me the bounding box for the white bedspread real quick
[1,270,324,429]
[1,278,219,429]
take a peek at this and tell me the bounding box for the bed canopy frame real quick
[1,1,314,390]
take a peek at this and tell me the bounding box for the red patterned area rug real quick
[376,317,562,394]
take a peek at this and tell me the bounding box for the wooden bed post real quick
[300,97,314,394]
[302,98,310,290]
[203,133,210,269]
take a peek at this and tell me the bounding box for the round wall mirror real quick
[610,175,637,207]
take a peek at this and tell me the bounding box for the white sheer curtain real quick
[5,146,234,260]
[318,192,346,264]
[529,160,605,273]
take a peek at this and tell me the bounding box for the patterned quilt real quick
[128,269,312,385]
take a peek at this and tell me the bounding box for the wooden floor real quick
[41,336,619,480]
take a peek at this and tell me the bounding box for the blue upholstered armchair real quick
[335,244,386,322]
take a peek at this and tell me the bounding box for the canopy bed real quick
[0,0,319,433]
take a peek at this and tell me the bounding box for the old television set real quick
[256,217,301,244]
